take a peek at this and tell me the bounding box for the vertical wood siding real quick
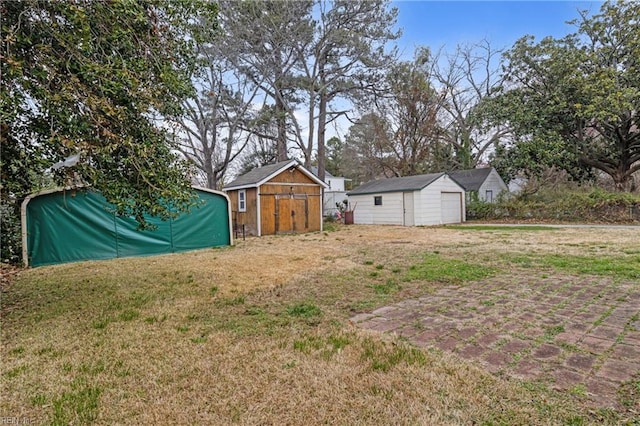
[227,167,323,236]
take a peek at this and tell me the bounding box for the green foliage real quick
[541,254,640,280]
[490,1,640,191]
[466,198,498,221]
[370,279,401,295]
[293,333,351,359]
[470,186,640,223]
[286,303,322,318]
[51,380,102,425]
[502,253,640,280]
[0,199,22,263]
[325,136,345,177]
[361,338,427,372]
[1,0,218,243]
[405,253,496,284]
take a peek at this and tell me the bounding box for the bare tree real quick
[236,105,280,175]
[298,0,400,181]
[174,41,263,189]
[349,51,448,178]
[342,113,395,185]
[218,0,314,162]
[433,40,511,169]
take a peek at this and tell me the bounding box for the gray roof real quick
[224,160,297,190]
[347,172,445,196]
[448,168,493,191]
[310,166,335,179]
[224,160,327,190]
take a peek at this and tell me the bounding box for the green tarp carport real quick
[21,187,232,267]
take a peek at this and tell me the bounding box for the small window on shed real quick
[485,190,493,202]
[238,190,246,212]
[374,196,382,206]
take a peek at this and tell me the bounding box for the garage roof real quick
[224,160,327,191]
[347,173,445,196]
[448,168,493,191]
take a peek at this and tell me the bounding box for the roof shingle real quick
[448,168,493,191]
[223,160,297,190]
[347,173,445,195]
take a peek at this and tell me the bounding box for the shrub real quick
[1,199,22,264]
[469,186,640,223]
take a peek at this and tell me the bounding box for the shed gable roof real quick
[347,172,445,196]
[223,160,327,191]
[448,168,493,191]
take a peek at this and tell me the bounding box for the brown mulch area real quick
[0,263,22,291]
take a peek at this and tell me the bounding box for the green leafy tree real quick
[1,1,218,215]
[324,136,344,177]
[490,1,640,191]
[342,113,394,185]
[1,0,217,262]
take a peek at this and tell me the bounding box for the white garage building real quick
[346,172,466,226]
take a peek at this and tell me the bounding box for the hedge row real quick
[468,188,640,223]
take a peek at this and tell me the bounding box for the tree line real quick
[1,0,638,263]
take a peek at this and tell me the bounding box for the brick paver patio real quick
[350,273,640,408]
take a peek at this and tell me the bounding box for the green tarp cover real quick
[25,189,230,267]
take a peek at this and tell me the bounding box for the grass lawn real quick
[2,224,639,424]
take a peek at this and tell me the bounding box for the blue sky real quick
[393,1,603,58]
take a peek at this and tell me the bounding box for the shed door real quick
[275,194,308,234]
[403,192,414,226]
[440,192,462,224]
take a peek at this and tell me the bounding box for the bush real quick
[466,199,495,220]
[1,199,22,264]
[469,186,640,223]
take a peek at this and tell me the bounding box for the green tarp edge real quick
[24,188,231,267]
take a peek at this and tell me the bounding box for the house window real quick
[485,190,493,202]
[238,190,246,212]
[374,196,382,206]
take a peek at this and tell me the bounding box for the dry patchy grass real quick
[2,224,639,424]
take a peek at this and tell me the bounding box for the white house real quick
[449,167,508,203]
[346,172,466,226]
[311,167,352,217]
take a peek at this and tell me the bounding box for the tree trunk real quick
[304,86,316,168]
[203,150,217,189]
[275,83,288,162]
[317,90,327,183]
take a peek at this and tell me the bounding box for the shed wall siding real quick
[348,175,466,227]
[478,169,508,202]
[350,192,404,225]
[259,180,322,235]
[268,168,316,185]
[414,175,465,225]
[229,188,258,235]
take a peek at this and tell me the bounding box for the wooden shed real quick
[223,160,328,236]
[346,172,466,226]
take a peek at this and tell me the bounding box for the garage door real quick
[440,192,462,224]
